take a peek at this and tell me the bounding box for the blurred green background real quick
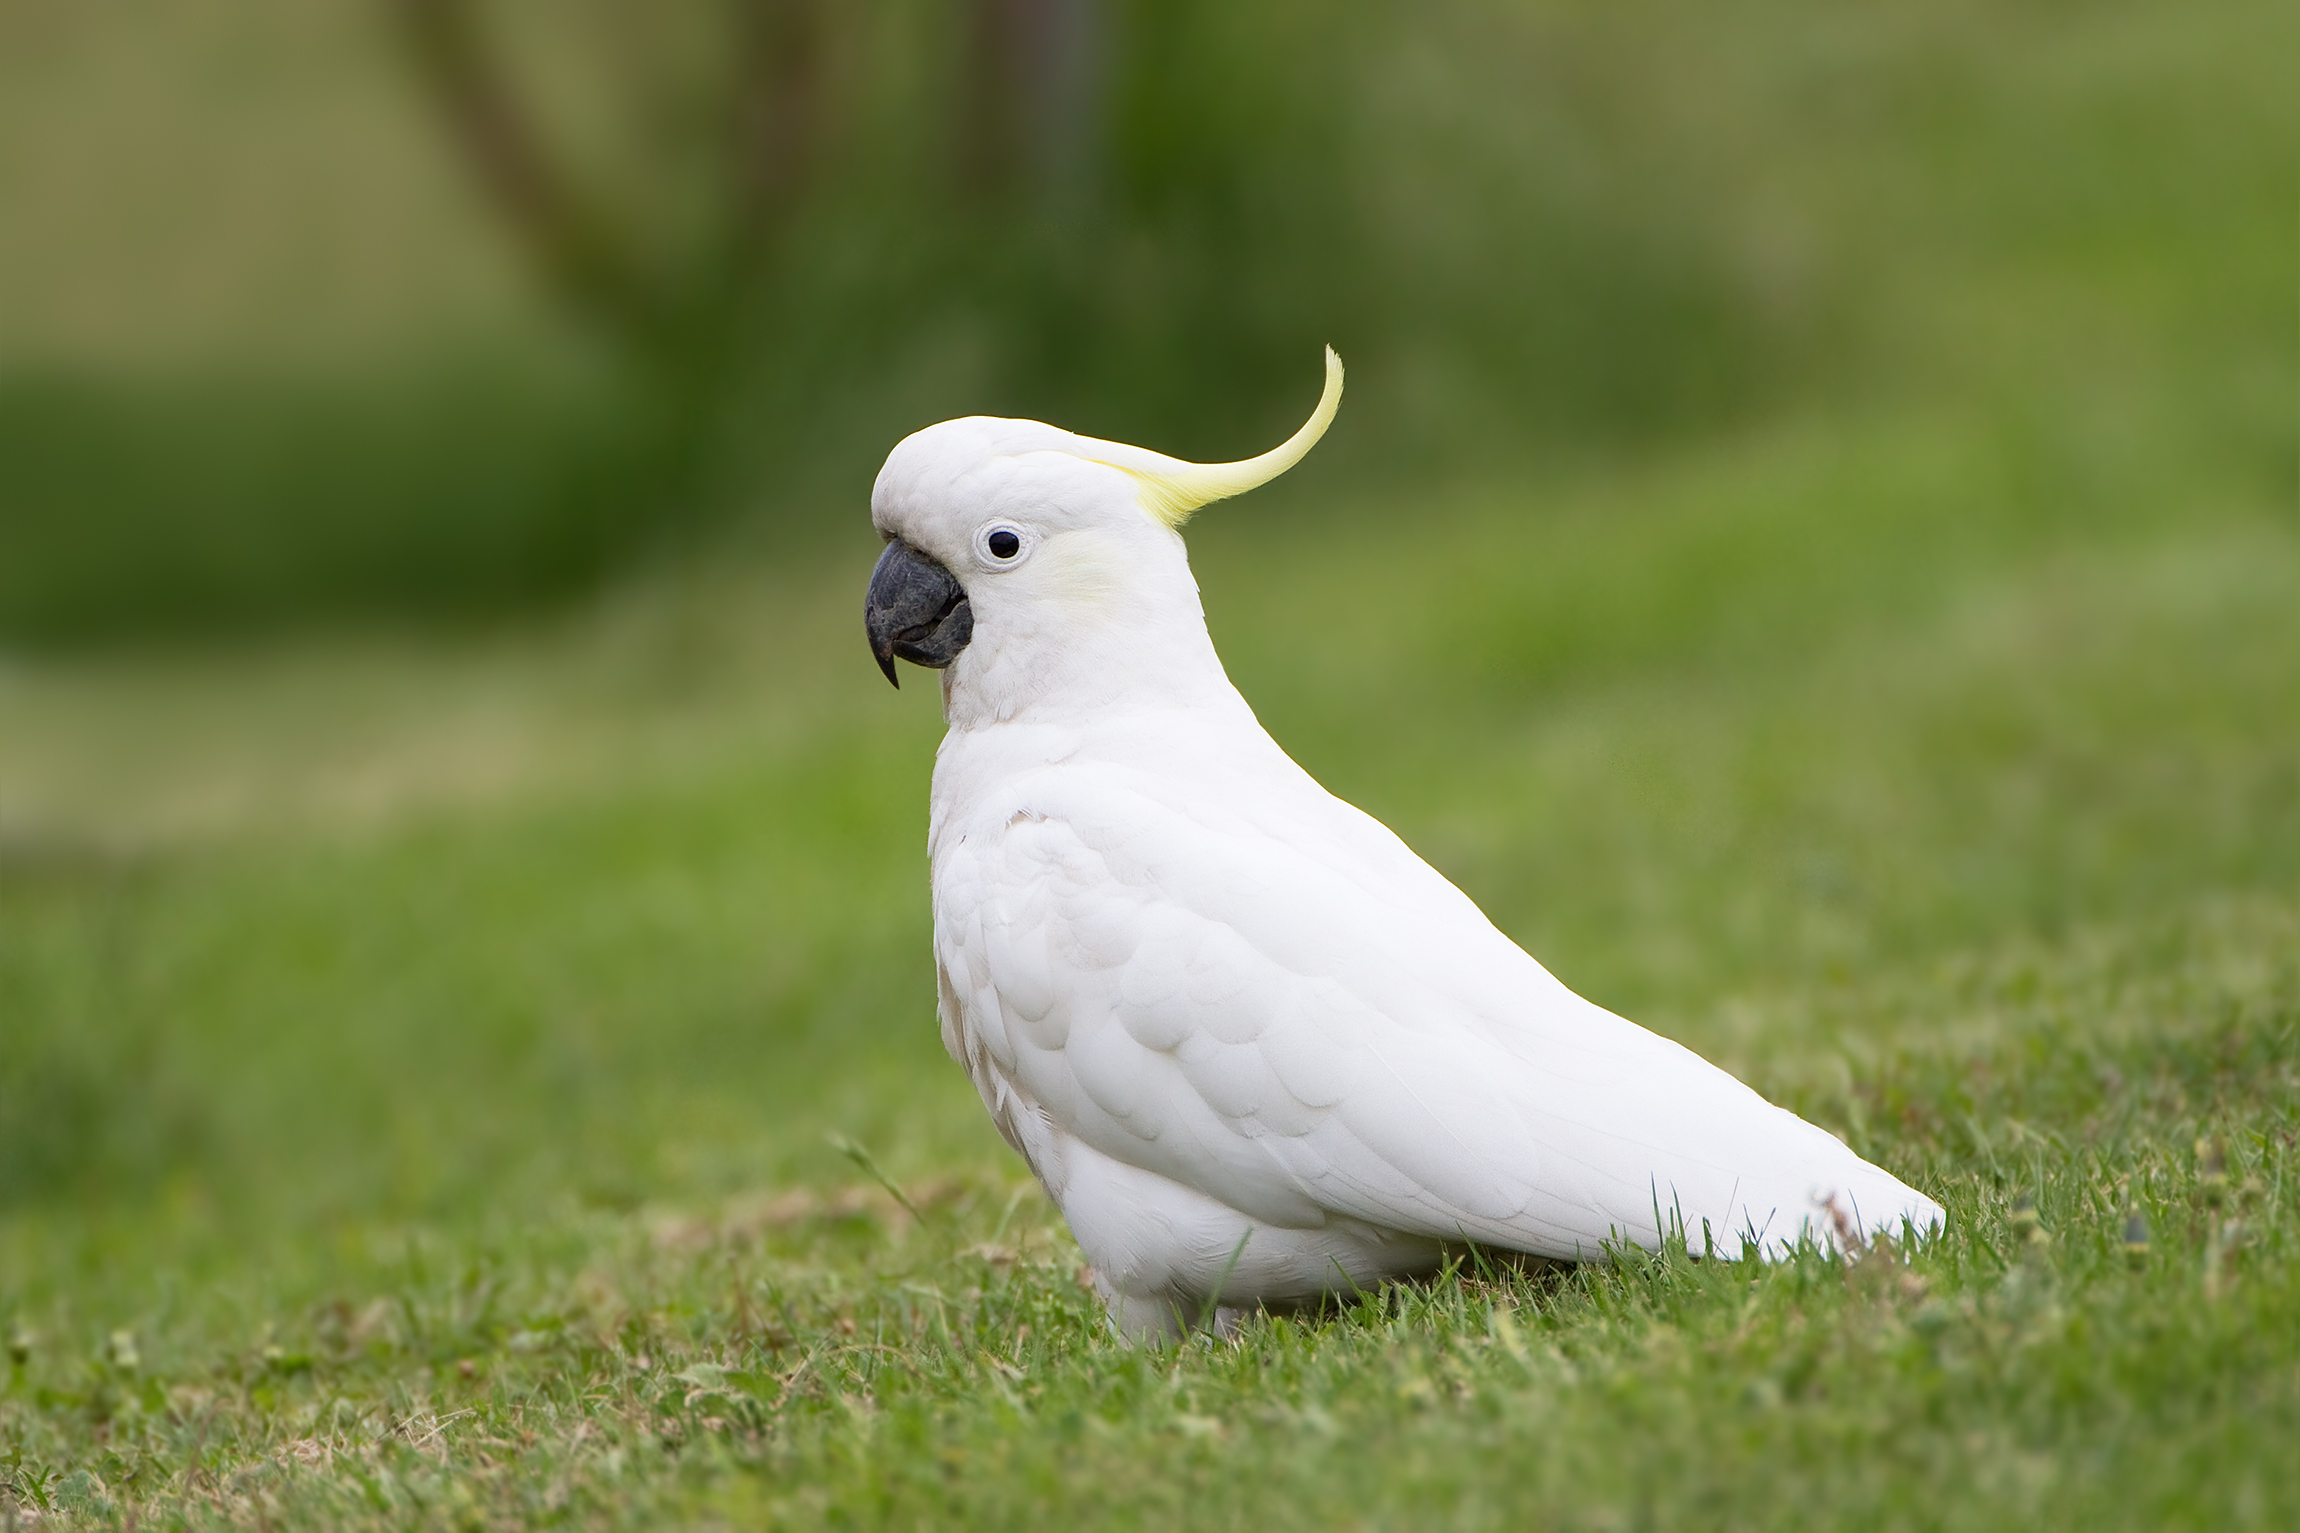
[0,0,2293,1300]
[7,0,2281,641]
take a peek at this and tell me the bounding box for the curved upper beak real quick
[865,540,973,688]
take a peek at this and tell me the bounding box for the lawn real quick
[4,0,2297,1526]
[3,368,2296,1526]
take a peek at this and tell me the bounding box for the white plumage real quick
[864,350,1943,1340]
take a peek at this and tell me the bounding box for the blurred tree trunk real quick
[729,0,829,259]
[389,0,1110,345]
[963,0,1105,208]
[386,0,835,354]
[388,0,655,336]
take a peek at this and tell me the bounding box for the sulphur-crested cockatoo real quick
[864,349,1942,1340]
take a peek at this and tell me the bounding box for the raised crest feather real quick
[1078,347,1344,530]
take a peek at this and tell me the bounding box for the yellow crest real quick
[1077,348,1344,530]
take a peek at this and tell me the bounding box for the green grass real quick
[3,0,2297,1523]
[3,360,2296,1524]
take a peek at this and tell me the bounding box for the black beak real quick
[865,540,973,688]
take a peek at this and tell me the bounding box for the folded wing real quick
[933,758,1941,1260]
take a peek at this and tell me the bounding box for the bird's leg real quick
[1099,1288,1189,1346]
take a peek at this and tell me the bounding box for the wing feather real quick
[934,756,1937,1257]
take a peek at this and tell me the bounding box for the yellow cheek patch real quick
[1036,534,1131,610]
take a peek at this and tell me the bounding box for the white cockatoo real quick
[865,349,1943,1340]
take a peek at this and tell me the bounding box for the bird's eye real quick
[973,522,1031,568]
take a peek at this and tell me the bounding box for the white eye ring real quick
[973,522,1033,568]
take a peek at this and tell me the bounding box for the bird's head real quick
[865,348,1342,724]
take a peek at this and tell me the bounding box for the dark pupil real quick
[987,530,1022,560]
